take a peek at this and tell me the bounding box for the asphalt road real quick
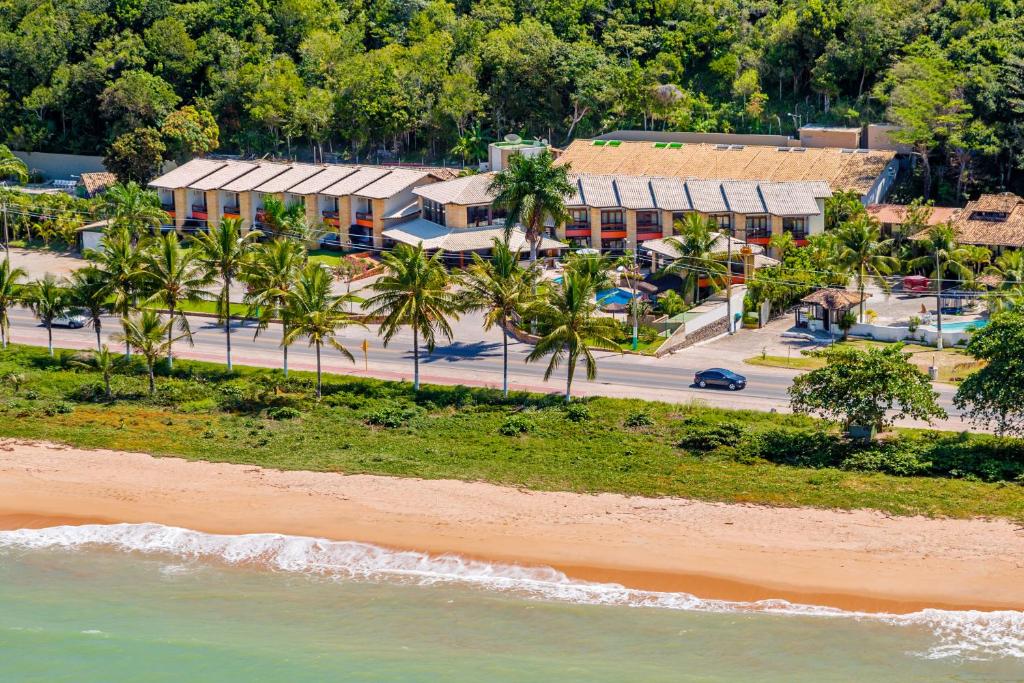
[3,307,965,428]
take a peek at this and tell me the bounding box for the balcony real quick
[191,204,208,221]
[601,223,627,239]
[322,209,340,226]
[161,204,175,219]
[636,221,662,241]
[222,205,240,219]
[565,223,590,238]
[355,211,374,228]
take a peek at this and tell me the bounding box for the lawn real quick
[0,344,1020,521]
[144,299,250,317]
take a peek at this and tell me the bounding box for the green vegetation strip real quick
[0,345,1021,520]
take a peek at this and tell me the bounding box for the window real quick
[636,211,660,228]
[783,217,807,239]
[601,209,625,228]
[467,205,490,226]
[423,199,446,226]
[711,214,732,229]
[745,215,770,239]
[568,209,589,229]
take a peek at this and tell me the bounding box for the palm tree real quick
[0,258,26,349]
[0,145,28,183]
[24,273,70,357]
[614,250,644,350]
[142,232,210,367]
[258,196,305,238]
[192,217,261,372]
[68,266,111,352]
[458,239,538,397]
[833,216,899,322]
[768,231,796,261]
[487,150,573,261]
[906,224,972,349]
[364,243,461,391]
[656,289,686,317]
[244,238,306,377]
[986,250,1024,289]
[88,227,148,357]
[114,310,183,395]
[101,182,168,239]
[70,345,125,400]
[961,244,992,275]
[282,263,363,398]
[660,213,729,304]
[525,270,621,402]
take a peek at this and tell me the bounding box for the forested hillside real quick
[1,0,1023,200]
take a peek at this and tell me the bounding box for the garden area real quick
[0,344,1021,520]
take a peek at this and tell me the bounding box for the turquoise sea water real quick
[1,524,1022,682]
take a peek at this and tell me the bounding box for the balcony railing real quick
[322,210,339,219]
[222,205,240,219]
[601,223,627,238]
[355,211,373,228]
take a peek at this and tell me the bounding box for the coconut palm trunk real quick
[167,305,175,368]
[224,275,233,372]
[314,340,322,398]
[412,324,420,391]
[94,320,102,353]
[565,349,577,402]
[46,323,53,357]
[501,315,510,397]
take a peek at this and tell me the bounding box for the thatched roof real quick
[801,288,869,310]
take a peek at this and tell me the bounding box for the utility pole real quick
[935,250,943,350]
[631,249,639,350]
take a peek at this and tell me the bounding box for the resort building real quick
[554,138,897,204]
[911,193,1024,253]
[866,203,958,236]
[148,159,456,248]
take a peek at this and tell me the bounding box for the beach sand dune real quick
[0,439,1021,613]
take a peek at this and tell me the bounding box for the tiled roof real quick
[287,166,358,195]
[912,193,1024,248]
[222,163,291,192]
[383,219,566,252]
[321,167,390,197]
[802,288,869,309]
[255,164,327,193]
[641,233,764,260]
[866,204,958,225]
[357,169,432,199]
[190,161,259,191]
[78,172,117,195]
[556,140,895,194]
[413,173,496,205]
[149,159,226,189]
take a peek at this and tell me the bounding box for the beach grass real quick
[0,344,1020,520]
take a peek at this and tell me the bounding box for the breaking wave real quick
[1,523,1021,660]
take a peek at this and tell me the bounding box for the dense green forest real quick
[1,0,1023,200]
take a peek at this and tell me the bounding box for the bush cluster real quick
[564,403,591,423]
[498,414,535,436]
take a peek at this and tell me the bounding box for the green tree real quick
[24,273,70,357]
[0,258,27,349]
[824,189,866,231]
[101,182,168,237]
[906,224,971,349]
[192,217,261,372]
[458,239,538,396]
[525,270,620,402]
[656,289,686,317]
[244,238,306,377]
[282,263,363,398]
[99,70,180,134]
[364,243,460,391]
[790,344,946,436]
[114,310,183,395]
[0,145,29,183]
[142,232,209,367]
[659,213,729,304]
[87,227,148,357]
[70,345,125,400]
[487,149,573,262]
[833,216,898,322]
[68,265,111,352]
[768,231,797,261]
[954,312,1024,435]
[161,106,220,162]
[105,128,167,184]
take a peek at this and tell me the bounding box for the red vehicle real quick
[903,275,931,293]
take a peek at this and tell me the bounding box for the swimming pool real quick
[938,319,988,332]
[596,288,637,306]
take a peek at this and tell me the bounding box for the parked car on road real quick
[694,368,747,391]
[50,314,87,329]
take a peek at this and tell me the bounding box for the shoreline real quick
[0,439,1021,614]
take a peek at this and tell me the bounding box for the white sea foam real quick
[1,523,1021,660]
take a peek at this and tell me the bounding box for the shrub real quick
[498,414,535,436]
[24,390,39,401]
[43,401,74,416]
[364,401,421,428]
[677,416,744,452]
[564,402,591,423]
[840,447,932,477]
[266,406,301,420]
[750,428,848,468]
[624,410,655,428]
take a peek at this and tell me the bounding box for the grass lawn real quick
[142,299,251,318]
[307,249,348,267]
[0,345,1021,520]
[744,354,823,370]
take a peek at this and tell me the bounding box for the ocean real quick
[0,523,1021,682]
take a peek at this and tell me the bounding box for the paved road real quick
[3,307,966,429]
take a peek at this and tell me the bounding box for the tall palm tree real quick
[114,310,183,395]
[192,217,261,372]
[907,224,971,349]
[244,238,306,377]
[986,250,1024,289]
[458,239,538,396]
[768,231,796,261]
[24,273,70,357]
[88,227,149,357]
[142,232,210,367]
[364,243,460,391]
[0,258,26,349]
[282,263,362,398]
[101,182,168,239]
[525,270,621,402]
[487,150,573,261]
[0,145,28,183]
[660,213,729,304]
[70,345,125,400]
[961,244,992,275]
[833,216,899,322]
[68,266,111,352]
[258,197,306,238]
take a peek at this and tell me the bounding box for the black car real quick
[693,368,747,391]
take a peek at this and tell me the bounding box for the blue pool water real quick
[938,320,988,332]
[596,288,637,306]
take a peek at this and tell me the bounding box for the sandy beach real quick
[0,438,1021,614]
